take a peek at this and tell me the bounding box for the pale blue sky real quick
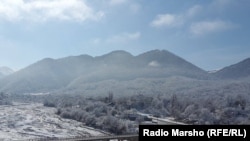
[0,0,250,71]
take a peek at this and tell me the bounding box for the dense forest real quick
[0,92,12,105]
[38,80,250,134]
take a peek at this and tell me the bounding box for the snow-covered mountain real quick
[0,67,14,78]
[0,50,208,94]
[214,58,250,79]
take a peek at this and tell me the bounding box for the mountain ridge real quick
[0,50,249,94]
[0,49,207,94]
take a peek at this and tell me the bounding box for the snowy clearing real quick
[0,103,108,141]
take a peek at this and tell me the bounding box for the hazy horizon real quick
[0,0,250,70]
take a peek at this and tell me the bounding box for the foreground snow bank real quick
[0,103,107,141]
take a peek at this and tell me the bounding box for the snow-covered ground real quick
[137,112,186,125]
[0,103,108,141]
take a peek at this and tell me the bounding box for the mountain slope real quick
[214,58,250,79]
[0,56,94,93]
[0,73,3,78]
[136,50,206,78]
[0,67,14,79]
[0,50,208,94]
[0,67,14,75]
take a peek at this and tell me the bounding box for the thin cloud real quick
[211,0,234,8]
[0,0,104,22]
[150,2,238,37]
[92,38,102,44]
[106,32,141,43]
[190,20,235,36]
[109,0,127,6]
[150,14,182,27]
[129,3,141,14]
[187,5,202,17]
[150,5,202,28]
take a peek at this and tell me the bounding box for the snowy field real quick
[0,103,108,141]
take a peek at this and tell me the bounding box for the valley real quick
[0,0,248,140]
[0,50,249,140]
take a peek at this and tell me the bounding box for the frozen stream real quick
[0,103,107,141]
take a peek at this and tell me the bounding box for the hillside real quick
[0,50,208,94]
[0,67,14,78]
[214,58,250,79]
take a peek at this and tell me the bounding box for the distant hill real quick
[214,58,250,79]
[0,66,14,75]
[0,67,14,78]
[0,50,208,94]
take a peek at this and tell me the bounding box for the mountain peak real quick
[102,50,133,57]
[147,49,169,53]
[137,49,183,64]
[96,50,133,61]
[138,49,175,57]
